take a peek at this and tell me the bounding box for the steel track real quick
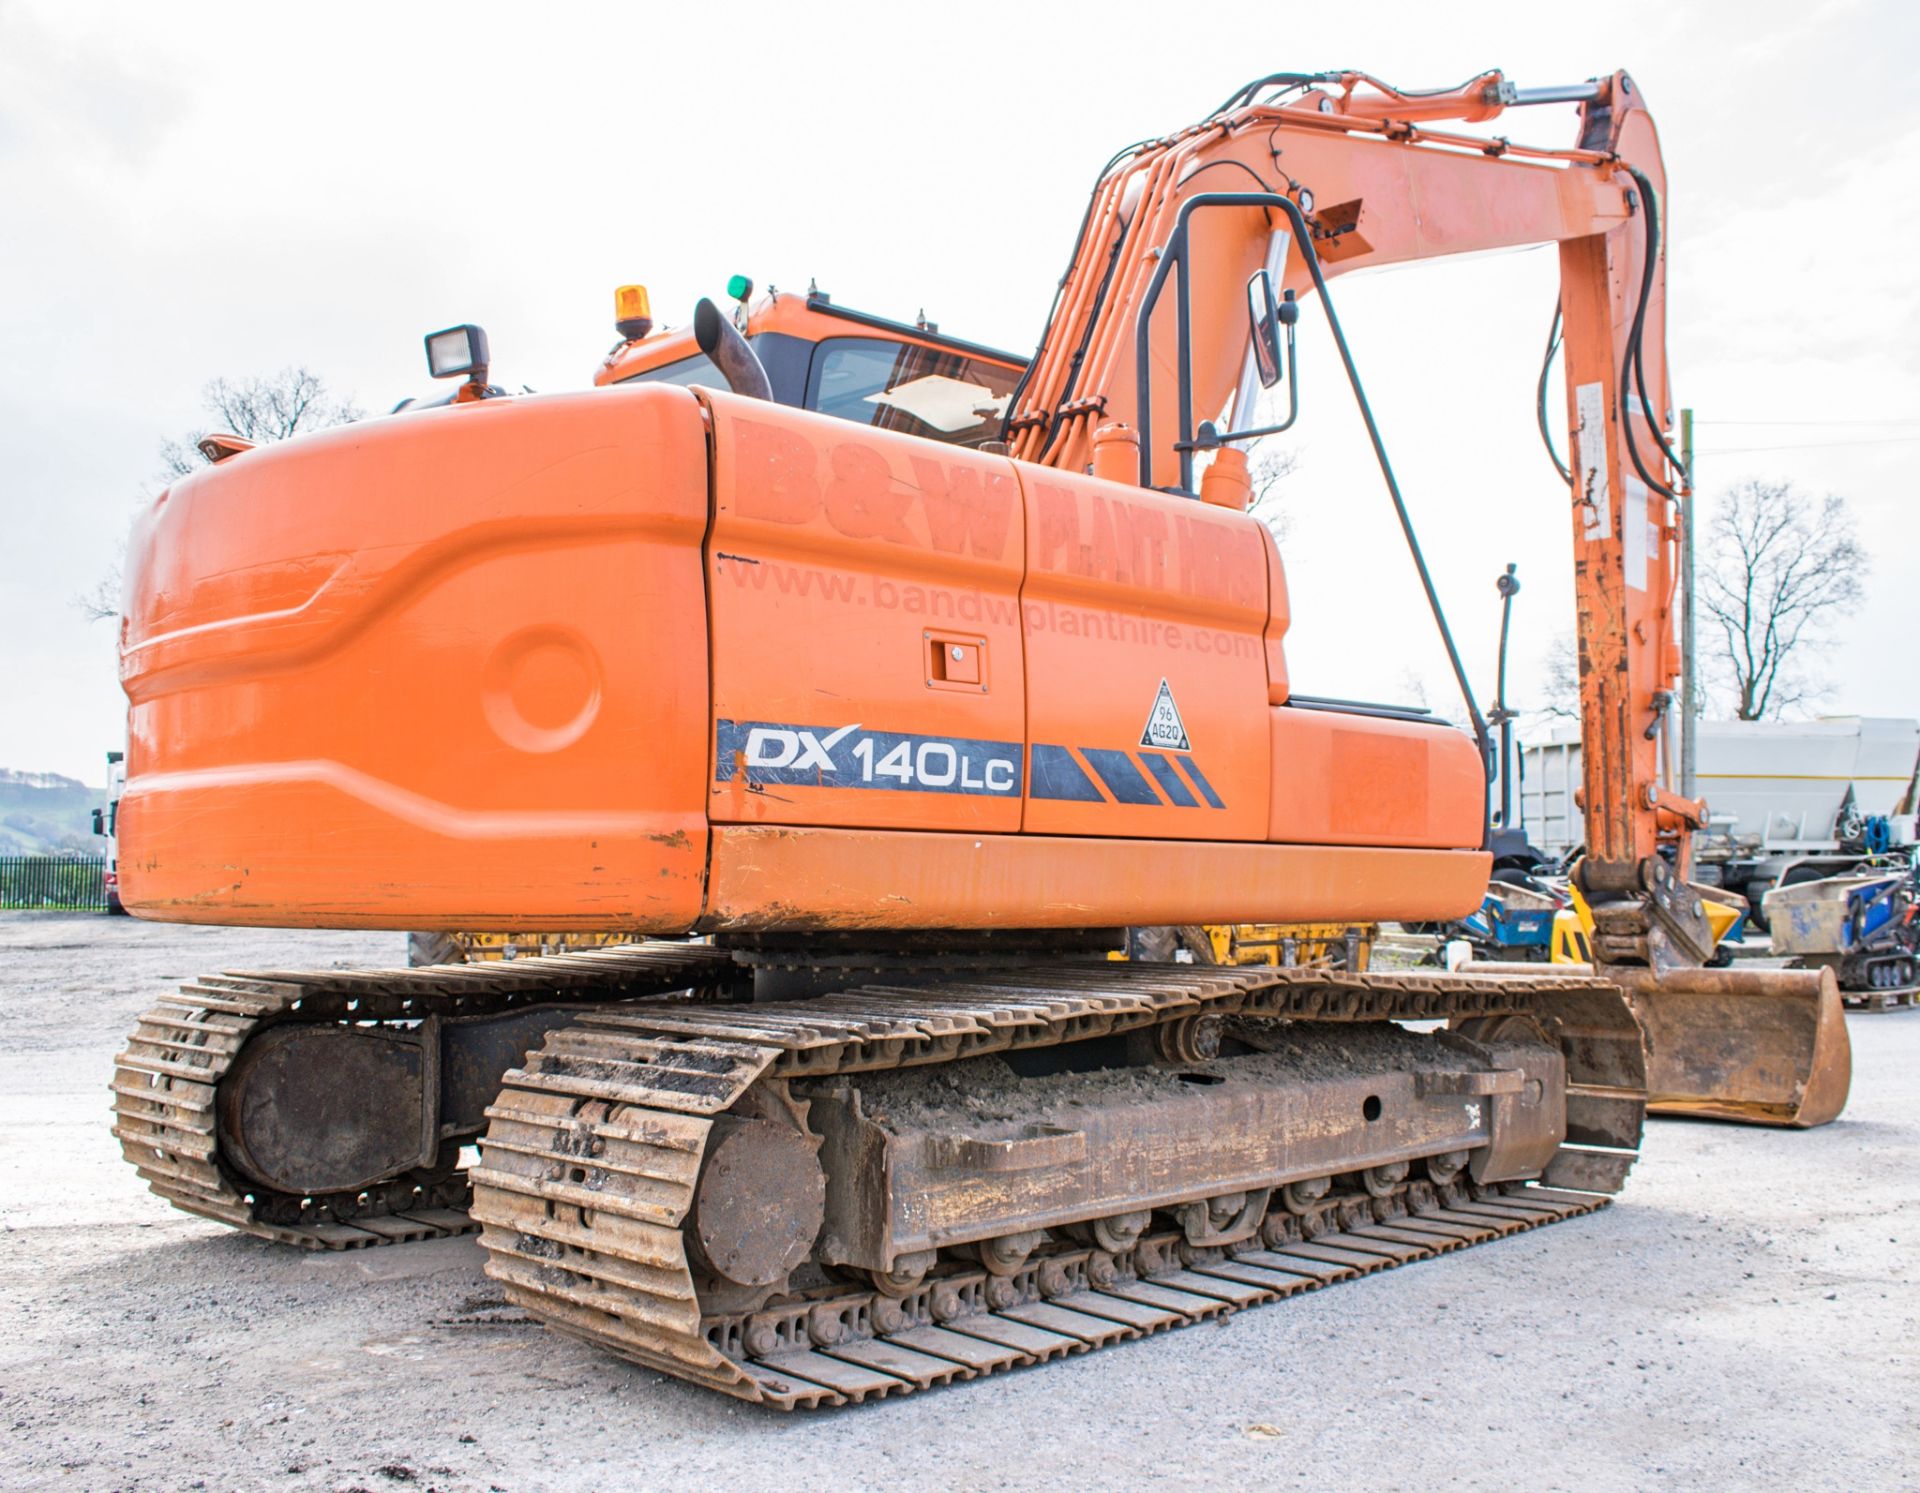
[113,947,1645,1406]
[471,961,1646,1407]
[111,944,742,1247]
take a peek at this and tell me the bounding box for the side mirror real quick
[91,808,104,836]
[1247,270,1284,389]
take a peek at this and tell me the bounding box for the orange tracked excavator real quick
[112,68,1847,1407]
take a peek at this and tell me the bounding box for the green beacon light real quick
[726,274,753,303]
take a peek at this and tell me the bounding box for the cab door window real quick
[805,337,1019,449]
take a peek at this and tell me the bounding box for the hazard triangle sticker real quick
[1140,678,1191,750]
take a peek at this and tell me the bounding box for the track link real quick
[472,961,1645,1407]
[111,944,741,1248]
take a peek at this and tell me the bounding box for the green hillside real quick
[0,771,106,856]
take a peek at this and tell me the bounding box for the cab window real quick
[805,337,1019,448]
[616,331,811,405]
[622,352,726,389]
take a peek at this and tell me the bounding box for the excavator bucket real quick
[1532,881,1851,1127]
[1609,965,1852,1128]
[1471,960,1851,1128]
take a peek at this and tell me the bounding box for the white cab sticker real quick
[1624,477,1650,591]
[1574,381,1612,542]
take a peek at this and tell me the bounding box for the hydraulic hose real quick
[1207,71,1331,117]
[1000,135,1158,453]
[1618,164,1682,501]
[1537,301,1572,484]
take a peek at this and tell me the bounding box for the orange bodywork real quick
[120,389,712,928]
[118,386,1486,930]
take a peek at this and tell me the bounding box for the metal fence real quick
[0,856,107,910]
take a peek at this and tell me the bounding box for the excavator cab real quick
[595,284,1026,450]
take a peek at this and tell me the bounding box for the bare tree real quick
[1537,631,1581,720]
[1699,479,1866,720]
[1246,442,1302,542]
[75,571,123,625]
[78,368,361,621]
[158,367,363,478]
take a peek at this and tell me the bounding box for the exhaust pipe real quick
[693,297,772,401]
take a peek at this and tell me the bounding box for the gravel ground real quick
[2,911,1914,1492]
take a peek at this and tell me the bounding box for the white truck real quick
[89,750,127,915]
[1519,717,1920,923]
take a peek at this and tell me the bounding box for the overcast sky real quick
[3,0,1914,784]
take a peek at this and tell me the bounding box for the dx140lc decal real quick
[716,721,1023,796]
[715,720,1224,809]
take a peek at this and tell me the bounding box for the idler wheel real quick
[1361,1161,1410,1198]
[219,1025,427,1195]
[686,1117,825,1292]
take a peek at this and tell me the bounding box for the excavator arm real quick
[1008,69,1847,1124]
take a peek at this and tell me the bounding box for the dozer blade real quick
[1467,961,1850,1128]
[1610,965,1851,1128]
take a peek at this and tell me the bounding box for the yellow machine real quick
[427,923,1374,969]
[1553,883,1742,966]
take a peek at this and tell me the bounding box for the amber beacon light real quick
[614,284,653,341]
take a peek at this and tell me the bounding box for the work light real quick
[424,324,490,381]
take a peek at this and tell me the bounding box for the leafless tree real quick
[158,367,363,478]
[78,368,361,621]
[1538,632,1581,720]
[75,571,123,625]
[1699,479,1865,720]
[1246,442,1302,542]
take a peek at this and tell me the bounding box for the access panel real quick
[1015,467,1272,840]
[703,391,1027,834]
